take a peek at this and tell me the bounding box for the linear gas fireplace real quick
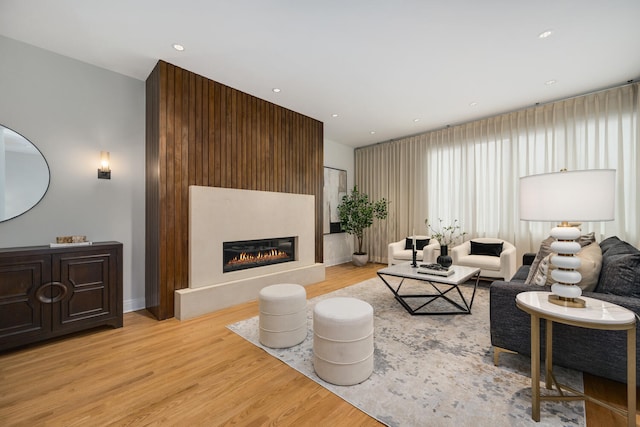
[223,237,296,273]
[180,187,324,320]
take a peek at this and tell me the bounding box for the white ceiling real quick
[2,0,640,148]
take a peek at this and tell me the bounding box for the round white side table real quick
[516,291,636,426]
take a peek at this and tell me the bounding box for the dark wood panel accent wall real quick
[145,61,324,320]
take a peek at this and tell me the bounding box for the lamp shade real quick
[519,169,615,222]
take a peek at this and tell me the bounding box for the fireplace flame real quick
[227,248,289,266]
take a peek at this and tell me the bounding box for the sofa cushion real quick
[455,254,501,271]
[525,232,596,286]
[470,241,503,257]
[394,249,423,261]
[404,237,429,251]
[596,253,640,298]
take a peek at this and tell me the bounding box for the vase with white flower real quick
[425,218,467,268]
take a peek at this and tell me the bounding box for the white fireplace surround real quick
[175,186,325,320]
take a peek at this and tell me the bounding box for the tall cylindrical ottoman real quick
[259,284,307,348]
[313,297,374,386]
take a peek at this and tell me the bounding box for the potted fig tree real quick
[337,185,388,266]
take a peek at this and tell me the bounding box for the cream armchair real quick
[450,238,517,280]
[388,236,440,266]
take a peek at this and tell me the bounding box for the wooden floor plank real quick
[0,262,635,426]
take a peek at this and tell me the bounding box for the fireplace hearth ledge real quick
[175,263,325,320]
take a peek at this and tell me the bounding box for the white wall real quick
[0,36,146,312]
[323,138,355,266]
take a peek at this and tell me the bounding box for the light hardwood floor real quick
[0,263,636,426]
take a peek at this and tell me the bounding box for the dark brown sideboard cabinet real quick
[0,241,123,351]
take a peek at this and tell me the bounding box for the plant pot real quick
[437,245,453,268]
[352,253,369,266]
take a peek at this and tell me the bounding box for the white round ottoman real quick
[259,283,307,348]
[313,297,374,386]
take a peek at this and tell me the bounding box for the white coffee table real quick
[516,291,636,426]
[377,262,480,315]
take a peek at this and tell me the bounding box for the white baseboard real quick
[123,297,146,313]
[324,256,354,266]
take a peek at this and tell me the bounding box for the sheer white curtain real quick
[356,83,639,263]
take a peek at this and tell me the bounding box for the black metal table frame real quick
[377,269,480,315]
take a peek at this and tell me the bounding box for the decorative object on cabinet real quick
[55,235,87,243]
[49,242,93,248]
[50,235,92,247]
[0,241,123,351]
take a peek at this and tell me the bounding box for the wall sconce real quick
[98,151,111,179]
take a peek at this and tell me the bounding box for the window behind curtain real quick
[355,83,639,263]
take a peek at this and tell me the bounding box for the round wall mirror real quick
[0,124,50,222]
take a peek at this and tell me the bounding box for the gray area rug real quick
[228,277,585,426]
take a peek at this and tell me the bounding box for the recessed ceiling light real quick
[538,30,553,39]
[545,79,557,85]
[469,102,478,107]
[413,118,420,123]
[272,88,281,93]
[370,131,376,135]
[331,113,339,118]
[172,43,185,51]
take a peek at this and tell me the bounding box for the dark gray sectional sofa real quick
[489,236,640,384]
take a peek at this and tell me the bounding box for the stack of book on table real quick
[417,264,454,277]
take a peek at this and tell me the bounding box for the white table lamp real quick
[520,169,615,307]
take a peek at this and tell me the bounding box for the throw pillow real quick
[470,241,503,257]
[597,253,640,298]
[404,237,429,250]
[525,233,596,286]
[599,235,620,254]
[530,253,552,287]
[543,242,603,292]
[416,239,429,250]
[577,232,596,247]
[525,236,555,285]
[600,237,640,257]
[596,237,640,295]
